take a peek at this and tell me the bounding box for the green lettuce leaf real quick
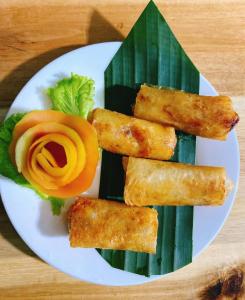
[0,114,64,215]
[49,197,65,215]
[0,113,29,185]
[47,73,95,118]
[34,188,65,216]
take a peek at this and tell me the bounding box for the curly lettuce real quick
[0,113,28,185]
[47,73,95,118]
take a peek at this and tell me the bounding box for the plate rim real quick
[0,41,240,286]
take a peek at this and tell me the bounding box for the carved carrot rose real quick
[9,110,99,198]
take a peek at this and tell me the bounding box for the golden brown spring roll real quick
[124,157,233,206]
[68,197,158,254]
[134,85,239,140]
[90,108,176,160]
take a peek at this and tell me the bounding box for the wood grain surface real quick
[0,0,244,299]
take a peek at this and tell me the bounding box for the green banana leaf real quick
[98,0,199,276]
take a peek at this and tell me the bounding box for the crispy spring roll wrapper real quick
[134,85,239,140]
[124,157,233,206]
[68,197,158,254]
[90,108,176,160]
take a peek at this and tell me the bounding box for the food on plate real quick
[68,197,158,254]
[124,157,233,206]
[90,108,176,160]
[0,73,97,215]
[134,85,239,140]
[9,110,99,198]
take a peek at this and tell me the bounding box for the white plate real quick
[0,42,240,286]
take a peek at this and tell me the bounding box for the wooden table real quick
[0,1,244,299]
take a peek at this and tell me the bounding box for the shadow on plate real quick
[0,201,36,258]
[37,200,73,237]
[0,45,83,109]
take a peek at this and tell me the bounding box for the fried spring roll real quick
[124,157,233,206]
[68,197,158,254]
[134,85,239,140]
[90,108,176,160]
